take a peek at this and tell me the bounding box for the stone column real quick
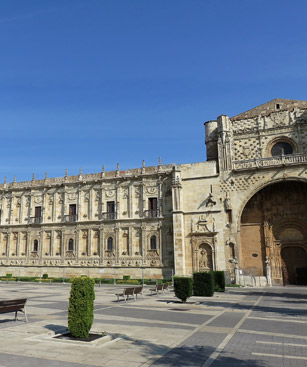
[50,230,54,257]
[88,229,92,256]
[9,196,13,225]
[141,225,147,265]
[75,228,79,263]
[171,166,185,275]
[63,190,67,218]
[99,225,104,265]
[88,188,93,221]
[16,232,20,257]
[6,232,10,258]
[77,188,82,222]
[158,223,163,264]
[141,183,146,217]
[60,231,64,264]
[158,178,163,217]
[52,192,57,222]
[116,185,120,220]
[19,196,24,224]
[128,227,132,256]
[39,229,43,265]
[42,190,46,223]
[128,185,133,218]
[26,231,30,260]
[115,226,120,265]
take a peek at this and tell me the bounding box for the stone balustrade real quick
[232,153,307,171]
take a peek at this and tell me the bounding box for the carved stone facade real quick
[1,98,307,285]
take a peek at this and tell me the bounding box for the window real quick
[271,142,293,156]
[68,238,74,251]
[150,235,157,250]
[107,201,115,213]
[147,198,158,217]
[33,240,38,252]
[148,198,158,211]
[69,204,77,216]
[107,237,113,251]
[35,206,41,218]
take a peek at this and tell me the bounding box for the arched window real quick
[68,238,74,251]
[33,240,38,252]
[150,235,157,250]
[271,142,293,156]
[107,237,113,251]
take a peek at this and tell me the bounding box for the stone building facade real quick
[1,98,307,285]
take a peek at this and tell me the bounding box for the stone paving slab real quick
[1,284,307,366]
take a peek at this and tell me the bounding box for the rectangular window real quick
[69,204,77,216]
[148,198,158,211]
[107,201,115,213]
[35,206,42,218]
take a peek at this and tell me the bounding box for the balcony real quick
[64,214,77,223]
[101,212,116,220]
[232,153,307,172]
[29,216,42,224]
[143,209,159,218]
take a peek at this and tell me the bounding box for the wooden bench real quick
[133,286,143,299]
[0,298,28,322]
[115,286,144,302]
[162,283,169,292]
[149,283,163,295]
[115,287,135,302]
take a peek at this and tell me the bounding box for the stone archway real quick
[240,181,307,285]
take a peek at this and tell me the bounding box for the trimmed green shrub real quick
[193,272,214,297]
[123,275,130,281]
[211,271,225,292]
[18,276,37,282]
[53,277,67,283]
[42,273,48,279]
[1,277,16,281]
[117,279,139,284]
[174,277,193,302]
[68,277,95,339]
[6,273,12,278]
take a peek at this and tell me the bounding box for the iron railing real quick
[102,212,117,220]
[143,209,159,218]
[63,214,77,222]
[29,216,42,224]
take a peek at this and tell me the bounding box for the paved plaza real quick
[0,283,307,366]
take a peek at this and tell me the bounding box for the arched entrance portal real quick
[240,181,307,285]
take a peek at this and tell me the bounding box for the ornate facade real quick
[1,98,307,285]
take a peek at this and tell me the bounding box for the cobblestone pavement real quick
[0,283,307,366]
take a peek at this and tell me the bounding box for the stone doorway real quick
[240,180,307,284]
[281,246,307,285]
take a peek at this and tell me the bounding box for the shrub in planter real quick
[211,271,225,292]
[123,275,130,281]
[193,272,214,297]
[174,277,193,302]
[68,277,95,338]
[42,273,48,279]
[6,273,12,278]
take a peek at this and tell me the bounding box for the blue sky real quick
[0,0,306,182]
